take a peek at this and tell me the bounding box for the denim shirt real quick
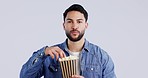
[20,39,116,78]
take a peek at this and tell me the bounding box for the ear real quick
[63,22,65,30]
[85,23,88,29]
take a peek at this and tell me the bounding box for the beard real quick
[65,29,85,42]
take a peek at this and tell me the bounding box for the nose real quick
[71,22,78,29]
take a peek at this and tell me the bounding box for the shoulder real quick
[87,42,103,54]
[51,40,67,50]
[87,41,109,59]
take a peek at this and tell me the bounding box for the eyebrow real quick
[66,18,84,21]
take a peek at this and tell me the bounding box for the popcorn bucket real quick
[59,56,78,78]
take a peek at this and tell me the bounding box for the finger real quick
[48,49,55,59]
[72,75,78,77]
[62,52,66,57]
[71,75,84,78]
[51,49,59,60]
[59,51,66,58]
[54,46,66,58]
[80,76,84,78]
[54,46,64,52]
[53,50,59,60]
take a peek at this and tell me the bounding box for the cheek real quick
[64,27,70,31]
[64,24,70,28]
[80,26,86,30]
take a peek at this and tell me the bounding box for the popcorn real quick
[59,55,78,61]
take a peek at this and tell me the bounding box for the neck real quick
[67,38,85,52]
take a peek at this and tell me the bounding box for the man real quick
[20,4,116,78]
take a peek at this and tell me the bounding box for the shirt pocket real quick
[48,64,62,78]
[83,65,101,78]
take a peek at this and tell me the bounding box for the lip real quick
[70,31,79,34]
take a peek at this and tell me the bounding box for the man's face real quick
[63,11,88,42]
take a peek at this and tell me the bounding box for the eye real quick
[78,21,83,23]
[67,20,72,23]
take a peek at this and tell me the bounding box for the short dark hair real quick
[63,4,88,22]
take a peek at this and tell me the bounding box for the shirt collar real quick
[61,38,90,52]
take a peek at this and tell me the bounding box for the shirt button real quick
[39,53,43,57]
[91,68,93,70]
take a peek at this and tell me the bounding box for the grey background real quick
[0,0,148,78]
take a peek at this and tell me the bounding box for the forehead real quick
[65,11,85,20]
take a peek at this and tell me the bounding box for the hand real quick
[45,46,66,60]
[71,75,84,78]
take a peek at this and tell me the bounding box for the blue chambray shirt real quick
[20,39,116,78]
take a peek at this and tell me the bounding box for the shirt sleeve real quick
[20,46,48,78]
[101,49,117,78]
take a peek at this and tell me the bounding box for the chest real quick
[44,51,102,78]
[80,51,102,78]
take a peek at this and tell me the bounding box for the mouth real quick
[70,30,79,35]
